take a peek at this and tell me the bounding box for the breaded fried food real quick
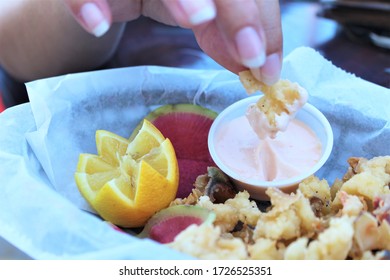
[248,238,285,260]
[168,223,248,260]
[166,156,390,260]
[253,188,322,241]
[285,216,355,260]
[333,156,390,210]
[239,70,308,139]
[298,175,332,216]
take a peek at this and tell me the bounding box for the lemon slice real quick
[96,130,130,166]
[75,119,179,227]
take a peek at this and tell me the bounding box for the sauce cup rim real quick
[208,96,334,189]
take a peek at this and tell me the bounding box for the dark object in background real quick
[319,0,390,48]
[0,66,28,109]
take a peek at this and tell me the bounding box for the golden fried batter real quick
[167,156,390,260]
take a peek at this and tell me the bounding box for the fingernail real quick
[80,2,110,37]
[250,67,262,81]
[235,27,266,69]
[261,53,282,85]
[179,0,216,25]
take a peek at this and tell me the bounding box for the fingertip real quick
[261,53,282,85]
[177,0,216,26]
[91,20,110,37]
[189,4,216,25]
[248,53,281,85]
[79,2,111,37]
[235,26,266,69]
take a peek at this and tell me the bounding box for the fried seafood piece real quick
[239,70,308,139]
[332,156,390,210]
[352,212,390,255]
[168,155,390,260]
[169,223,248,260]
[248,238,285,260]
[224,191,261,226]
[172,167,260,238]
[253,188,322,241]
[338,191,366,217]
[330,178,344,200]
[197,195,239,232]
[373,194,390,223]
[197,191,261,233]
[343,156,390,181]
[298,175,332,217]
[326,188,390,258]
[284,216,355,260]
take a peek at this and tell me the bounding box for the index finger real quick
[213,0,282,84]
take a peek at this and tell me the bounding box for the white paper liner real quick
[0,47,389,259]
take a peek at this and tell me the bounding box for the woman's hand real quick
[64,0,283,84]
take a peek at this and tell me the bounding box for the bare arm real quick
[0,0,125,82]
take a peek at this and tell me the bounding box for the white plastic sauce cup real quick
[208,96,334,201]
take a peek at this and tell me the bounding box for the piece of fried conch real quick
[239,70,308,139]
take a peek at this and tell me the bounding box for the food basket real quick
[0,47,389,259]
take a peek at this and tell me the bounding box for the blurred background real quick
[1,0,389,112]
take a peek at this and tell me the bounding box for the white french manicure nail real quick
[179,0,216,25]
[235,27,266,69]
[80,2,109,37]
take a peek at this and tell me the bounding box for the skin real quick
[0,0,282,84]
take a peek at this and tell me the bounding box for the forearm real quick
[0,0,125,82]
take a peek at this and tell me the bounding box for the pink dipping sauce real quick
[215,116,322,181]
